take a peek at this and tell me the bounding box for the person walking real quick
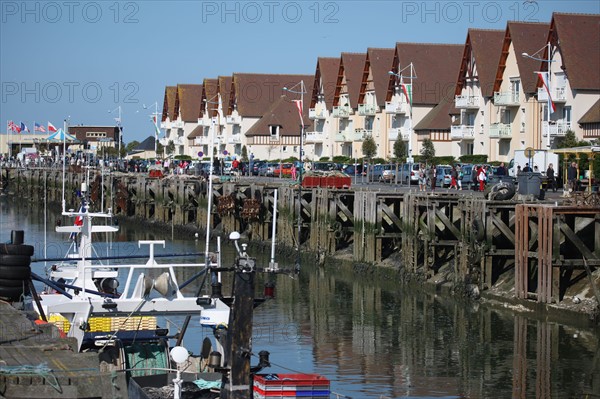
[546,163,556,192]
[457,166,463,190]
[450,166,458,189]
[291,163,297,180]
[429,165,437,191]
[567,162,578,192]
[478,166,487,192]
[418,164,426,192]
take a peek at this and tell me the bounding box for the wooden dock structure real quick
[4,168,600,306]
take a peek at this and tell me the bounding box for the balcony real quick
[543,121,571,137]
[385,101,408,114]
[358,103,377,116]
[352,128,371,141]
[226,115,241,125]
[537,86,567,103]
[494,92,520,107]
[305,131,325,143]
[171,121,184,129]
[455,95,481,109]
[172,137,185,146]
[489,123,512,138]
[194,136,209,145]
[332,105,351,118]
[388,128,410,141]
[227,135,242,144]
[334,132,348,142]
[309,108,328,119]
[450,125,475,140]
[160,121,170,129]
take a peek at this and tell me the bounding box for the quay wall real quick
[4,167,600,313]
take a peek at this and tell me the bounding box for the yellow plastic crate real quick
[48,314,71,333]
[89,317,113,332]
[112,316,157,331]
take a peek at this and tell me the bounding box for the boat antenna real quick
[268,189,278,271]
[61,119,67,213]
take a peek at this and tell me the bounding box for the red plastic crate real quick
[254,374,330,398]
[301,176,322,188]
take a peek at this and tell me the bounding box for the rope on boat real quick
[0,363,60,392]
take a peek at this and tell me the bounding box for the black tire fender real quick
[0,285,28,299]
[0,265,31,280]
[0,244,34,256]
[472,219,485,241]
[0,278,29,288]
[0,254,32,267]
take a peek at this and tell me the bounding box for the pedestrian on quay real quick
[478,165,487,192]
[429,165,437,191]
[496,162,507,176]
[418,164,426,191]
[567,161,579,192]
[449,166,458,189]
[546,163,557,192]
[457,166,463,190]
[291,163,297,180]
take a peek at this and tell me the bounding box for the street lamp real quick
[389,63,416,186]
[522,42,554,150]
[108,106,123,159]
[283,80,306,272]
[142,102,160,157]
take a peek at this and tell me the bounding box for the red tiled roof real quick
[201,78,219,118]
[162,86,177,122]
[579,98,600,124]
[334,53,367,107]
[246,77,315,137]
[549,13,600,90]
[309,57,339,109]
[494,22,550,94]
[456,30,505,98]
[413,96,455,131]
[229,73,313,117]
[360,48,395,107]
[176,84,203,122]
[392,43,463,105]
[218,76,232,117]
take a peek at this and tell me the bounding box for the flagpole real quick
[62,121,67,213]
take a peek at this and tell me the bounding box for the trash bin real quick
[518,172,542,197]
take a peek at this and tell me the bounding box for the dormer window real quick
[270,125,280,140]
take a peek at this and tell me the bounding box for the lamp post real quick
[108,106,123,160]
[142,102,160,157]
[522,42,553,150]
[389,63,416,186]
[283,80,306,272]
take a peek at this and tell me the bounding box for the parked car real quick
[399,163,421,184]
[251,160,265,176]
[312,162,338,172]
[369,164,395,182]
[342,164,366,176]
[273,163,294,177]
[258,162,278,176]
[435,165,453,187]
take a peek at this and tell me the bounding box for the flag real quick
[8,121,19,132]
[34,122,46,132]
[69,205,84,240]
[537,72,556,114]
[20,122,29,133]
[292,99,303,124]
[48,122,57,132]
[401,83,412,108]
[152,115,161,136]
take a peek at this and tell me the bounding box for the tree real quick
[393,140,407,161]
[156,142,164,159]
[126,140,140,153]
[166,140,175,157]
[362,135,377,159]
[241,145,248,162]
[420,138,435,165]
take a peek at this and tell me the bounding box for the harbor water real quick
[1,197,598,398]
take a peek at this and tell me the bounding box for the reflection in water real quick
[1,198,599,398]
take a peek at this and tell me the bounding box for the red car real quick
[273,163,294,177]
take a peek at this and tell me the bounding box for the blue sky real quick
[1,0,599,144]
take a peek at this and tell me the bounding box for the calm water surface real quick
[1,197,598,398]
